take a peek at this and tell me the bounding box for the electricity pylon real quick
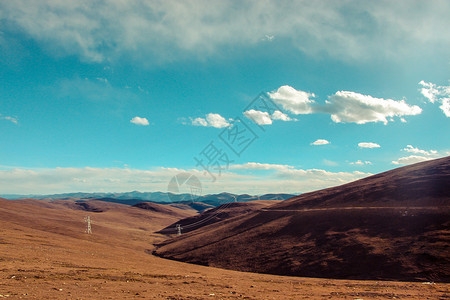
[84,216,92,234]
[176,224,182,236]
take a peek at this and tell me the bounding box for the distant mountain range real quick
[1,191,296,207]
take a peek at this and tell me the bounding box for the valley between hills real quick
[1,157,449,299]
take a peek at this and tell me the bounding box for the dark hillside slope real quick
[158,200,281,234]
[155,157,450,282]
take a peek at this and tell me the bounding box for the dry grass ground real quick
[0,198,448,299]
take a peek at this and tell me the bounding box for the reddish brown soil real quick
[159,200,281,234]
[1,198,448,299]
[155,157,450,283]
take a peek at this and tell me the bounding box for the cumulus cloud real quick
[323,91,422,124]
[130,116,149,126]
[419,81,450,117]
[268,86,422,124]
[350,160,372,165]
[244,110,272,125]
[191,117,208,127]
[403,145,437,156]
[358,142,380,148]
[311,139,330,146]
[191,113,230,128]
[271,110,293,121]
[243,109,293,125]
[392,155,432,165]
[268,85,315,114]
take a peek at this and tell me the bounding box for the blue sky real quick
[0,0,449,195]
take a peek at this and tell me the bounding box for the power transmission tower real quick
[84,216,92,234]
[176,224,182,236]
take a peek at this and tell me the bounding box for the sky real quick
[0,0,449,196]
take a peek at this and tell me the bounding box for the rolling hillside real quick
[155,157,450,282]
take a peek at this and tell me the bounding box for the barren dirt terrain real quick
[156,157,450,284]
[0,197,448,299]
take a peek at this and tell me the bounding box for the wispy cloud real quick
[230,162,294,171]
[0,164,371,195]
[392,155,432,165]
[350,160,372,165]
[392,144,442,165]
[419,81,450,117]
[130,116,149,126]
[403,145,437,156]
[2,1,448,64]
[48,77,139,113]
[0,115,18,124]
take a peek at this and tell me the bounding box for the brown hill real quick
[155,157,450,282]
[167,201,215,212]
[158,200,281,235]
[132,201,199,218]
[0,197,448,298]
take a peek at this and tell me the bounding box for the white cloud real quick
[191,113,230,128]
[358,142,380,148]
[263,35,275,42]
[419,81,450,117]
[231,162,371,186]
[1,1,449,64]
[244,110,272,125]
[419,81,439,103]
[323,91,422,124]
[191,117,208,127]
[268,85,315,114]
[350,160,372,165]
[268,86,422,124]
[392,155,432,165]
[276,168,371,186]
[311,139,330,146]
[441,99,450,117]
[0,164,371,195]
[227,163,371,193]
[243,109,293,125]
[130,116,149,126]
[403,145,437,156]
[1,115,18,124]
[0,167,214,194]
[271,110,293,121]
[230,162,293,171]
